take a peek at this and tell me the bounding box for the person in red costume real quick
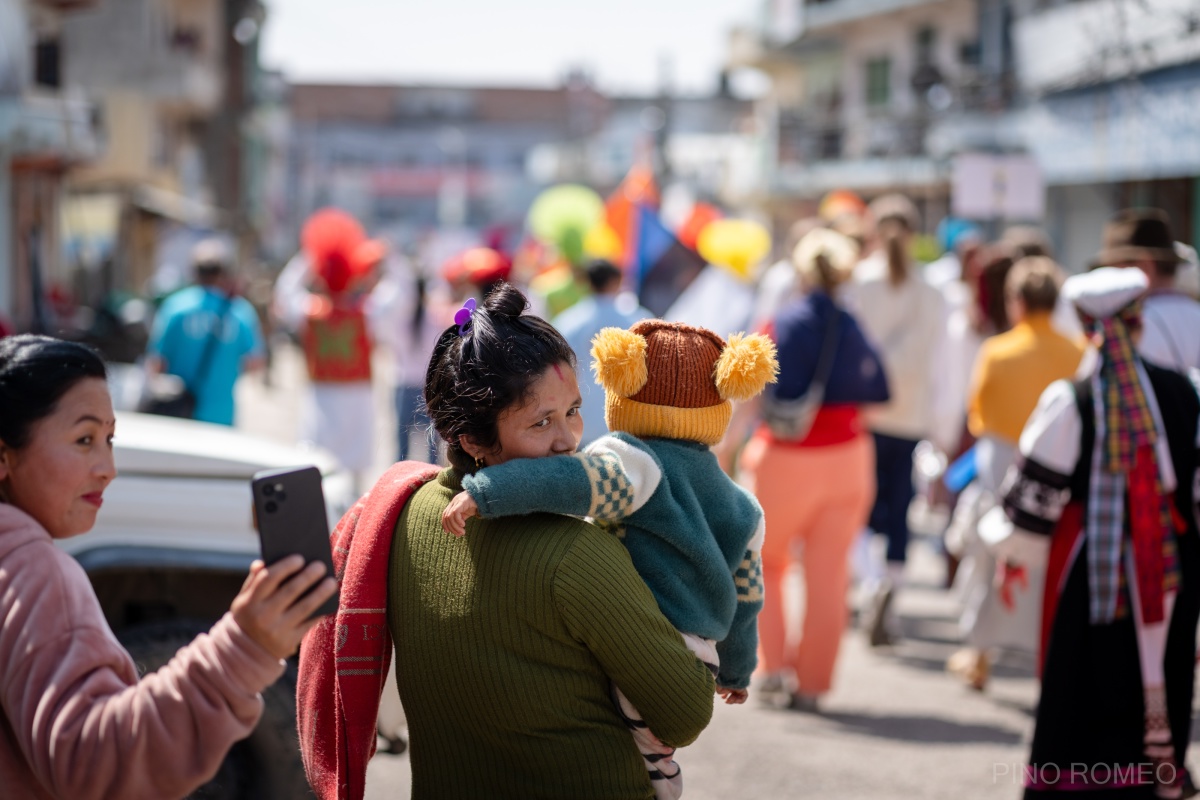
[291,209,384,492]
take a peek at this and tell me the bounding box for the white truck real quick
[59,411,358,799]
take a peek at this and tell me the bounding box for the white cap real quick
[1175,242,1199,300]
[191,237,233,270]
[792,228,859,286]
[1061,266,1148,319]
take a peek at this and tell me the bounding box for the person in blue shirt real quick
[552,259,651,446]
[147,240,265,426]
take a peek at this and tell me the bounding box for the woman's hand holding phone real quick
[231,555,338,660]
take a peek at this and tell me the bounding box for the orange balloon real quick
[818,190,866,222]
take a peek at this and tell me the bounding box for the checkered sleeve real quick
[575,436,662,522]
[462,435,663,523]
[715,515,765,690]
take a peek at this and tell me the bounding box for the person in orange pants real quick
[738,432,875,709]
[720,228,888,711]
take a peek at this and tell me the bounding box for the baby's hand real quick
[442,491,480,537]
[716,686,748,705]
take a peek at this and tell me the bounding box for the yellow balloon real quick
[583,221,623,261]
[696,219,772,280]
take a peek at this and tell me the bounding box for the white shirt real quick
[750,259,799,331]
[924,252,962,291]
[1139,292,1200,372]
[844,251,946,440]
[932,281,983,453]
[271,252,311,334]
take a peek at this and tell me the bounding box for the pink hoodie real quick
[0,503,286,799]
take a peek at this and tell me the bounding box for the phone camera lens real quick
[262,484,274,496]
[265,501,278,513]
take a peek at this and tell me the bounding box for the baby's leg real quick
[611,634,719,800]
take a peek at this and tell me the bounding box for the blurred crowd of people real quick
[21,187,1198,797]
[136,198,1200,690]
[716,198,1200,798]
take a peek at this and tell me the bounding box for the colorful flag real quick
[605,164,659,269]
[633,205,707,317]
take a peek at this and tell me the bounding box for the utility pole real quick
[654,54,674,186]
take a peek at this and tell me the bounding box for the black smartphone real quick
[250,465,339,620]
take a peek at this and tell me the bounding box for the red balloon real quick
[302,209,368,294]
[442,247,511,287]
[677,203,723,251]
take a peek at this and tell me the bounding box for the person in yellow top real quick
[948,256,1084,690]
[967,256,1086,449]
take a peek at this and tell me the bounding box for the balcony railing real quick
[1013,0,1200,93]
[778,112,931,165]
[0,91,101,164]
[778,112,844,163]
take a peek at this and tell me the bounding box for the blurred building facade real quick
[732,0,1200,269]
[0,0,103,332]
[730,0,993,231]
[58,0,267,301]
[285,79,610,251]
[529,81,758,206]
[285,76,758,253]
[0,0,105,331]
[1010,0,1200,269]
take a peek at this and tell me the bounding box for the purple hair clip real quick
[454,297,477,337]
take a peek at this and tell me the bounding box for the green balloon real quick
[559,227,585,266]
[527,184,605,259]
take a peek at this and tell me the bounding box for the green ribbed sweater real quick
[387,469,715,800]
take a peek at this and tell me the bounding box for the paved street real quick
[237,343,1044,799]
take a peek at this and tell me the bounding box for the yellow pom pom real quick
[590,327,649,397]
[713,332,779,401]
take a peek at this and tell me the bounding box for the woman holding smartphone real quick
[0,334,337,800]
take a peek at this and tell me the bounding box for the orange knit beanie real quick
[590,320,778,445]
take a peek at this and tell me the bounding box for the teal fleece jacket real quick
[463,432,765,689]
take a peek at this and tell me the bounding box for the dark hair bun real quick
[422,282,576,473]
[482,282,527,319]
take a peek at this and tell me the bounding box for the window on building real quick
[33,37,60,89]
[866,58,891,107]
[916,26,936,66]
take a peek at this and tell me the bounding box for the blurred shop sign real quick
[951,152,1044,221]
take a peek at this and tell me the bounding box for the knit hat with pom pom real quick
[590,319,778,445]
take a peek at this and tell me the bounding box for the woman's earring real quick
[474,457,484,470]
